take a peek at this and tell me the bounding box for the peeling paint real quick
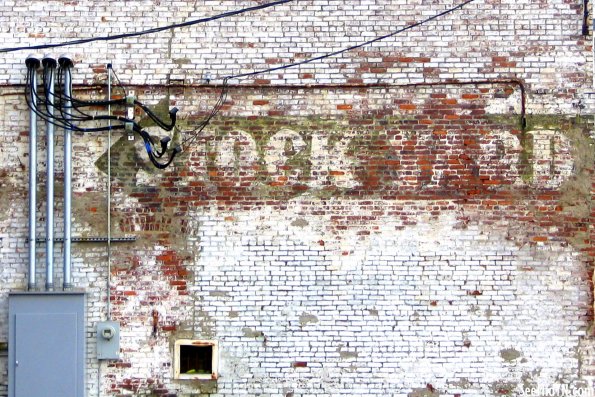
[337,344,358,360]
[407,385,440,397]
[299,312,318,326]
[500,348,522,362]
[242,327,265,338]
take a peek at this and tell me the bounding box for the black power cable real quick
[0,0,293,54]
[32,65,177,136]
[181,0,479,147]
[26,61,182,168]
[180,78,229,149]
[29,66,129,132]
[23,0,480,168]
[227,0,478,80]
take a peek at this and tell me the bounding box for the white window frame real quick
[174,339,219,380]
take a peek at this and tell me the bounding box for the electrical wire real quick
[31,65,176,136]
[0,0,293,54]
[25,60,203,155]
[24,0,479,167]
[55,68,105,121]
[26,74,126,132]
[107,70,181,157]
[583,0,589,36]
[32,65,123,127]
[108,67,128,98]
[180,77,229,149]
[51,67,179,131]
[26,62,182,167]
[181,0,478,147]
[227,0,478,80]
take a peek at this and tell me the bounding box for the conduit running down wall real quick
[60,55,73,290]
[26,54,74,291]
[41,55,56,291]
[24,54,179,291]
[25,55,39,291]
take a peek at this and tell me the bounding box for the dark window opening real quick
[174,339,218,380]
[180,345,213,375]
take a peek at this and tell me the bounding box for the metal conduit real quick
[107,63,112,319]
[26,55,40,290]
[60,55,73,290]
[42,55,56,291]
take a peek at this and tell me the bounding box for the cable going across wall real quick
[225,0,479,81]
[25,55,182,168]
[181,0,480,148]
[19,0,485,165]
[0,0,294,54]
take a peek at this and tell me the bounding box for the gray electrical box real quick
[8,292,85,397]
[97,321,120,359]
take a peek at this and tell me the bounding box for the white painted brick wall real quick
[0,1,593,396]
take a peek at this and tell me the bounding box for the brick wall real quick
[0,0,591,108]
[0,1,594,396]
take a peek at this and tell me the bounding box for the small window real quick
[174,339,218,380]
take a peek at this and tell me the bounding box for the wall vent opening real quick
[174,339,218,380]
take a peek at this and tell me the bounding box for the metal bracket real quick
[34,236,137,244]
[126,90,135,140]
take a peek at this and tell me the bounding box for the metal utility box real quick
[97,321,120,359]
[8,292,85,397]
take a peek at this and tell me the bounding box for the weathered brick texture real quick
[0,1,594,397]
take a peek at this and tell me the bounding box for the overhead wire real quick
[23,0,480,167]
[181,0,479,147]
[227,0,478,80]
[0,0,294,54]
[19,0,298,168]
[180,78,229,149]
[108,67,128,98]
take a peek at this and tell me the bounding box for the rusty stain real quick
[152,309,159,337]
[191,341,215,346]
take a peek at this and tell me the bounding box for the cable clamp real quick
[125,95,135,106]
[125,122,135,140]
